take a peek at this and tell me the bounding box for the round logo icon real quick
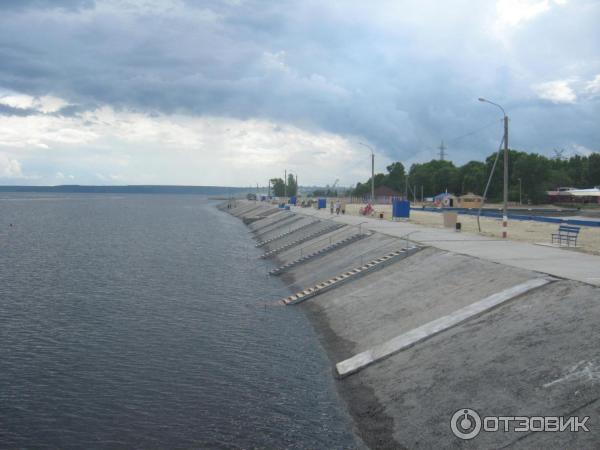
[450,408,482,440]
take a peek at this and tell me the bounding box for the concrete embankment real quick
[220,200,600,449]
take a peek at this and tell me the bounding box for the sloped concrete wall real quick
[279,232,401,292]
[273,225,358,264]
[259,220,328,251]
[222,200,600,449]
[347,279,600,449]
[248,210,289,231]
[303,247,535,353]
[254,216,316,243]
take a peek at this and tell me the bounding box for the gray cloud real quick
[0,0,94,11]
[0,0,598,164]
[0,104,38,117]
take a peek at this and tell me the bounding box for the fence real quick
[338,195,410,205]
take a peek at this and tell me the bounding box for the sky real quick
[0,0,599,186]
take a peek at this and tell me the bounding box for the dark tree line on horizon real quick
[352,150,600,204]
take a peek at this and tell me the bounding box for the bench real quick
[551,224,580,247]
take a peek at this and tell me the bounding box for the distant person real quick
[335,201,340,215]
[330,202,334,214]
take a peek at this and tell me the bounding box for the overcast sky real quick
[0,0,598,186]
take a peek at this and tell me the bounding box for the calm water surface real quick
[0,193,358,449]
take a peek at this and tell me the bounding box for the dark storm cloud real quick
[0,0,599,162]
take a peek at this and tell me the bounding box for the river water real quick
[0,193,357,449]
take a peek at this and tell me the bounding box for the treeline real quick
[353,150,600,204]
[269,174,298,197]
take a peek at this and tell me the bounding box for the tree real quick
[352,182,370,197]
[512,152,551,203]
[408,160,459,197]
[587,153,600,187]
[564,154,586,187]
[351,162,405,197]
[351,173,386,197]
[270,178,285,197]
[286,173,298,196]
[457,161,486,195]
[350,149,600,204]
[383,162,406,192]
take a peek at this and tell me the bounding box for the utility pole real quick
[438,140,447,161]
[503,114,509,238]
[268,179,271,197]
[359,142,375,204]
[405,174,409,200]
[479,97,509,239]
[295,174,298,197]
[284,169,287,197]
[421,185,424,203]
[371,152,375,203]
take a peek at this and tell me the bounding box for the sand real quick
[342,203,600,255]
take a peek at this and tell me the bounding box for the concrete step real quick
[249,212,295,234]
[243,208,278,224]
[255,220,320,247]
[231,204,263,217]
[260,223,345,259]
[281,246,422,305]
[253,215,304,239]
[269,232,369,275]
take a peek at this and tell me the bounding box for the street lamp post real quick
[479,97,509,239]
[359,142,375,203]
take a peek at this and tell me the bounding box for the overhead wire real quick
[444,118,504,145]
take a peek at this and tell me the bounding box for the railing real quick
[348,195,408,204]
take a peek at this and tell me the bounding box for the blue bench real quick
[551,225,580,247]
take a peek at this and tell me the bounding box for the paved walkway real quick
[291,206,600,287]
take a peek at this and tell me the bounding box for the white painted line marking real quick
[335,277,553,378]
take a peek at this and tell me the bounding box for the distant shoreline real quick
[0,185,254,195]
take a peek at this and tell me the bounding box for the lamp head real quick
[478,97,486,102]
[358,141,374,154]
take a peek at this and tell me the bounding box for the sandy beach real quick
[341,203,600,255]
